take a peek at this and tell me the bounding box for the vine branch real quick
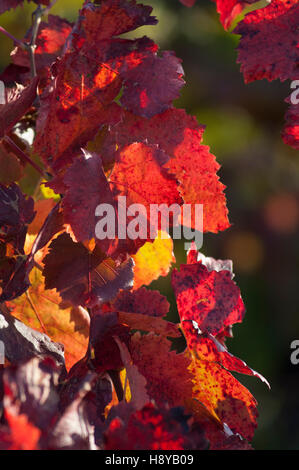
[0,27,25,48]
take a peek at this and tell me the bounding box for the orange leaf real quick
[188,355,258,440]
[7,267,89,371]
[28,198,56,235]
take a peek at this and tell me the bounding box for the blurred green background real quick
[0,0,298,450]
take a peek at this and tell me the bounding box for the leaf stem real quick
[33,260,44,272]
[4,135,46,178]
[108,370,124,402]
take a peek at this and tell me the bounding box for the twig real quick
[43,0,59,16]
[1,1,58,81]
[4,135,46,178]
[0,26,25,48]
[27,5,43,86]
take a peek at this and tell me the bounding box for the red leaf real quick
[104,402,208,450]
[59,146,179,256]
[282,96,299,150]
[182,320,269,386]
[3,357,60,430]
[0,141,23,184]
[129,332,258,442]
[0,78,38,138]
[234,0,299,83]
[179,0,258,30]
[113,287,180,337]
[34,1,182,173]
[129,332,193,408]
[114,337,149,410]
[0,255,31,302]
[110,142,182,238]
[114,287,170,318]
[79,0,156,39]
[88,308,130,373]
[0,183,35,301]
[0,412,41,450]
[0,183,35,252]
[62,151,115,243]
[214,0,259,30]
[102,108,229,233]
[120,50,184,117]
[34,74,120,173]
[172,252,245,336]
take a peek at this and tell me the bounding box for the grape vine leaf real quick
[0,183,35,301]
[214,0,260,30]
[0,0,49,15]
[132,231,175,290]
[129,332,258,441]
[101,108,230,233]
[172,251,245,335]
[188,355,258,440]
[113,287,180,337]
[234,0,299,83]
[282,95,299,150]
[0,304,65,366]
[34,0,183,173]
[179,0,260,30]
[114,337,149,410]
[114,287,170,318]
[10,15,73,89]
[110,142,182,237]
[129,332,194,408]
[43,232,134,307]
[0,78,38,139]
[0,142,23,184]
[181,320,269,385]
[2,356,60,430]
[62,150,115,243]
[48,371,101,450]
[104,402,209,450]
[88,308,130,373]
[7,267,89,371]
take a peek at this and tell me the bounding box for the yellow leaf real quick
[132,231,175,289]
